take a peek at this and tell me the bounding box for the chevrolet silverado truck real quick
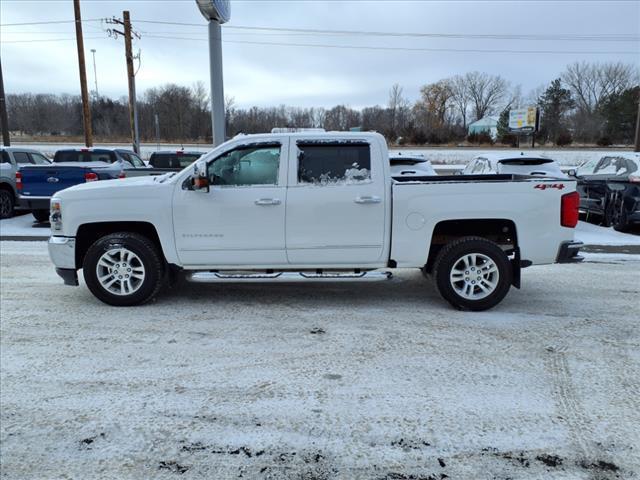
[47,132,582,310]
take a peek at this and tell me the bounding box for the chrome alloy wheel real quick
[95,248,146,296]
[449,253,499,300]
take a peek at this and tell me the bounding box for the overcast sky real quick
[1,0,639,108]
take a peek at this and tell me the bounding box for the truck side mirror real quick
[190,160,210,192]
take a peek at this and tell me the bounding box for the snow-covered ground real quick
[574,221,640,246]
[1,241,639,479]
[0,212,49,238]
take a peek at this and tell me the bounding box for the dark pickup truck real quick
[17,148,172,222]
[148,150,203,170]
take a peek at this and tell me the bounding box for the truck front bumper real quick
[48,236,79,286]
[556,241,584,263]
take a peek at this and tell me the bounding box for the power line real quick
[0,19,102,27]
[140,34,639,55]
[134,20,640,42]
[1,36,107,44]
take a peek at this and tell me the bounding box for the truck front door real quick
[285,140,387,265]
[172,140,288,266]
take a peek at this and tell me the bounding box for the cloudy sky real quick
[1,0,639,108]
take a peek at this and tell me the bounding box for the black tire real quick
[607,196,629,232]
[83,232,165,306]
[0,189,14,219]
[432,236,512,311]
[32,209,50,223]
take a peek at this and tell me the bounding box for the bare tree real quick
[450,75,470,128]
[465,71,509,121]
[562,61,638,114]
[388,83,410,139]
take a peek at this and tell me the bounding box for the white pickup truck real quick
[48,132,582,310]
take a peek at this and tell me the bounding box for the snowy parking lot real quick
[1,240,639,479]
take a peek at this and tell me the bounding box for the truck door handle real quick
[354,195,382,204]
[254,198,281,206]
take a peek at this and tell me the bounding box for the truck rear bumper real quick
[18,195,51,210]
[556,241,584,263]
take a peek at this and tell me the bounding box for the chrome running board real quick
[186,271,392,283]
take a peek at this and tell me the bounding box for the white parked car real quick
[462,153,566,178]
[48,132,582,311]
[389,152,436,178]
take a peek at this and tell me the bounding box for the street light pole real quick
[196,0,230,147]
[90,48,99,98]
[208,20,225,146]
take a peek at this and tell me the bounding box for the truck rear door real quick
[285,139,388,265]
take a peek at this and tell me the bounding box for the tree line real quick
[5,61,639,146]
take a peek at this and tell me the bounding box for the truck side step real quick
[186,271,393,283]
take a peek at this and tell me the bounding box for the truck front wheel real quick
[83,232,165,306]
[432,236,512,311]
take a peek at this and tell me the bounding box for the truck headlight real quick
[50,199,62,231]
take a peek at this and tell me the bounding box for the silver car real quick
[0,146,51,218]
[389,152,437,178]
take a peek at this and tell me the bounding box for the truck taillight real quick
[561,191,580,228]
[118,171,126,179]
[15,171,23,191]
[84,172,98,182]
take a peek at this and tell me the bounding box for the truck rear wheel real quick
[32,209,50,223]
[432,236,512,311]
[83,232,165,306]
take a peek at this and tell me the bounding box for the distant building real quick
[468,116,499,140]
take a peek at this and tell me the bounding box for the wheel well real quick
[424,219,517,273]
[75,222,163,269]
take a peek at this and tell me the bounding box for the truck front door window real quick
[208,146,280,186]
[297,144,371,185]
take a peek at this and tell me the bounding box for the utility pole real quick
[0,58,10,146]
[90,48,99,98]
[107,12,140,154]
[73,0,93,147]
[634,92,640,152]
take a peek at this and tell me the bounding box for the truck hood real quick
[54,175,166,200]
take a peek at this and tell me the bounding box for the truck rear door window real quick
[297,143,371,185]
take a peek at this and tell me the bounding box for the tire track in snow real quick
[544,346,596,460]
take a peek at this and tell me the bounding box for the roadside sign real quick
[509,107,539,133]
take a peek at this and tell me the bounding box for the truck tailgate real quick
[19,165,92,197]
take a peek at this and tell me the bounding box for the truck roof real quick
[233,131,384,142]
